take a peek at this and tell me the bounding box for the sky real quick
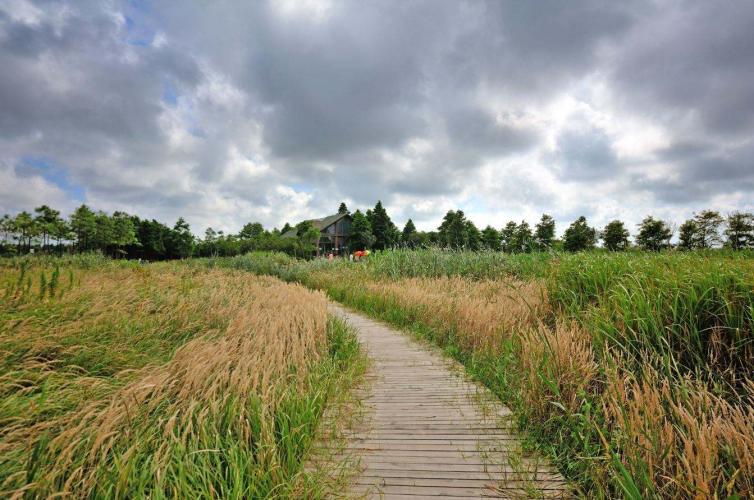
[1,0,753,236]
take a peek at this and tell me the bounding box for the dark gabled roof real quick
[281,213,351,238]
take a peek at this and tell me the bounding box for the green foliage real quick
[401,218,419,247]
[500,221,518,252]
[217,248,754,497]
[369,200,399,250]
[601,220,629,250]
[725,211,754,250]
[678,219,697,250]
[464,220,481,250]
[349,209,375,251]
[167,217,194,258]
[534,214,556,250]
[510,220,534,253]
[0,261,366,498]
[337,202,349,215]
[563,216,596,252]
[635,215,672,251]
[481,225,501,251]
[693,210,724,248]
[437,210,482,250]
[238,221,264,240]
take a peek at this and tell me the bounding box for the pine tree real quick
[402,219,418,247]
[511,221,533,253]
[338,202,349,214]
[725,211,754,250]
[349,209,375,251]
[70,204,97,251]
[500,221,518,252]
[370,201,398,250]
[438,210,468,249]
[692,210,723,248]
[534,214,556,250]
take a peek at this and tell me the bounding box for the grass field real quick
[210,249,754,498]
[0,258,364,498]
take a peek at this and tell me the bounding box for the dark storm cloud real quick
[635,139,754,205]
[552,125,617,181]
[610,2,754,137]
[0,5,201,141]
[2,0,754,232]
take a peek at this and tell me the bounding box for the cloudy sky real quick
[2,0,753,236]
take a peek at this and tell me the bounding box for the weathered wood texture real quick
[311,304,570,498]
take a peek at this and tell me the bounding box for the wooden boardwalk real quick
[311,305,569,498]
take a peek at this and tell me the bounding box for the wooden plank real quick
[305,305,569,498]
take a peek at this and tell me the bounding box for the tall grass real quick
[550,252,754,390]
[0,259,364,497]
[212,249,754,498]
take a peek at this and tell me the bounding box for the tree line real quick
[2,202,753,259]
[347,204,754,253]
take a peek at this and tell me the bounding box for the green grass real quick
[208,249,754,497]
[0,258,366,498]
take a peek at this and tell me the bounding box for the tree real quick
[337,202,349,215]
[678,219,697,250]
[1,214,13,245]
[34,205,62,251]
[534,214,556,250]
[348,209,375,251]
[13,211,36,252]
[168,217,194,258]
[70,204,97,251]
[280,222,292,235]
[239,222,264,240]
[635,216,672,251]
[92,211,115,253]
[500,221,518,252]
[481,226,501,251]
[465,220,481,251]
[295,221,320,257]
[50,218,71,253]
[563,216,597,252]
[692,210,723,248]
[725,211,754,250]
[370,201,398,250]
[438,210,468,249]
[601,220,629,251]
[111,212,138,257]
[402,219,419,247]
[510,221,534,253]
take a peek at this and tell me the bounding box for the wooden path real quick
[311,305,569,498]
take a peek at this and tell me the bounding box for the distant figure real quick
[328,253,334,261]
[354,250,369,261]
[349,253,354,262]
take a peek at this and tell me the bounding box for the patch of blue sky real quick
[460,198,485,214]
[162,80,178,106]
[17,157,86,201]
[123,12,155,47]
[290,183,313,193]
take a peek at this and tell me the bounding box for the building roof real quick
[281,212,351,238]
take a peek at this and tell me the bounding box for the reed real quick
[0,259,364,497]
[211,249,754,497]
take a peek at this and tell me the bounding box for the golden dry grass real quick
[299,266,754,498]
[1,261,360,498]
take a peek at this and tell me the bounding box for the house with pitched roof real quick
[281,213,352,255]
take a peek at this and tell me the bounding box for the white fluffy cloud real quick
[1,0,753,236]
